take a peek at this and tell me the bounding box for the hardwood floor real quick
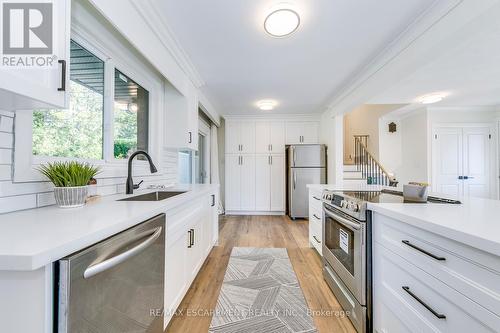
[165,215,356,333]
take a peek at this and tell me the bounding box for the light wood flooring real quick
[165,215,356,333]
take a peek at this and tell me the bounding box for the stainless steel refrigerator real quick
[287,144,326,219]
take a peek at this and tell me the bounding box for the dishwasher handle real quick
[83,226,163,279]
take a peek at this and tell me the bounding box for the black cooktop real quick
[341,189,461,204]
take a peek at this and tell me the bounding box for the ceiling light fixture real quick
[257,100,277,111]
[419,93,446,104]
[264,6,300,37]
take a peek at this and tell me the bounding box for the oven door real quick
[322,204,366,305]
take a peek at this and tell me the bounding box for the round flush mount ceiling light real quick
[418,93,446,104]
[257,100,278,111]
[264,6,300,37]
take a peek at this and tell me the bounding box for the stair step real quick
[343,164,358,172]
[343,171,364,179]
[342,179,368,186]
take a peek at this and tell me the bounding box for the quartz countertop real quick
[307,183,500,257]
[0,184,219,271]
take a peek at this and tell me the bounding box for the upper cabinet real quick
[0,0,71,110]
[286,121,320,144]
[164,81,199,150]
[255,121,285,154]
[225,121,255,154]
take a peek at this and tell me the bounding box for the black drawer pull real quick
[313,196,321,201]
[313,236,321,244]
[402,286,446,319]
[402,240,446,261]
[313,214,320,220]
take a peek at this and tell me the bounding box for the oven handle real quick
[323,207,361,231]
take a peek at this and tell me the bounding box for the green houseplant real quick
[38,161,100,208]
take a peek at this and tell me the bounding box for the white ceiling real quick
[370,1,500,107]
[154,0,436,115]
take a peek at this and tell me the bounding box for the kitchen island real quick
[0,184,219,333]
[308,184,500,332]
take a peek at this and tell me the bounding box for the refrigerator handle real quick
[293,170,296,189]
[292,147,296,166]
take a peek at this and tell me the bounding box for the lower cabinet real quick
[308,188,323,255]
[225,154,256,211]
[164,191,218,328]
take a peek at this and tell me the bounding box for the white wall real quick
[320,112,343,184]
[378,117,402,174]
[343,104,406,163]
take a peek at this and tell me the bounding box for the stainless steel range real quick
[321,190,373,333]
[321,189,461,333]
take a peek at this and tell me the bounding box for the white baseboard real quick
[225,211,285,216]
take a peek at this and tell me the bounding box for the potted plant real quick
[38,161,100,208]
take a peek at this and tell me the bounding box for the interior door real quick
[462,127,491,198]
[240,155,256,210]
[255,155,271,211]
[269,121,285,153]
[255,122,271,154]
[433,128,463,197]
[225,155,241,210]
[270,155,285,211]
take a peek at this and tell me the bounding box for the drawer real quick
[374,213,500,317]
[374,243,500,333]
[309,192,322,212]
[309,218,322,255]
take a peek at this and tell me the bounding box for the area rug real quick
[209,247,318,333]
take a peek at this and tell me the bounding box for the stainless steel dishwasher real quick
[57,214,165,333]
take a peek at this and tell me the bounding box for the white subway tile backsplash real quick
[0,116,14,133]
[0,194,37,214]
[0,149,11,164]
[0,165,11,181]
[37,192,56,207]
[0,133,13,149]
[96,185,118,196]
[0,181,52,197]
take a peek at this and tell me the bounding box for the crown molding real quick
[131,0,205,89]
[223,113,322,121]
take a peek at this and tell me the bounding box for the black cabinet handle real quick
[187,230,192,248]
[188,131,192,144]
[57,60,66,91]
[402,286,446,319]
[313,214,320,220]
[313,236,321,244]
[211,194,215,207]
[402,240,446,261]
[313,196,321,201]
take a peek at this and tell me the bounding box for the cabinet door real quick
[0,0,70,110]
[270,155,285,211]
[164,230,188,315]
[240,122,256,153]
[255,122,271,153]
[302,122,320,144]
[269,122,285,153]
[186,82,198,150]
[255,155,271,211]
[240,155,256,210]
[225,155,241,210]
[225,122,241,154]
[286,122,302,144]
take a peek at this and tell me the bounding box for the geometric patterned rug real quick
[209,247,318,333]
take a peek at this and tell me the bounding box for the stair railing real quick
[354,135,398,187]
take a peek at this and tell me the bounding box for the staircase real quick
[343,135,398,186]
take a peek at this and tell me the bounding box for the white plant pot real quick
[54,186,88,208]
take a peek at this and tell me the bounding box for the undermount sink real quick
[118,191,187,202]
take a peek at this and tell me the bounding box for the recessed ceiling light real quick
[419,93,446,104]
[264,7,300,37]
[257,100,277,111]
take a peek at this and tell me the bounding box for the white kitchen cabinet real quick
[225,121,255,154]
[225,154,255,211]
[255,154,284,212]
[255,121,285,153]
[286,121,319,144]
[0,0,70,110]
[164,81,199,150]
[308,188,323,255]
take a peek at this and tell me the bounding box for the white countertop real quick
[308,183,500,257]
[0,184,218,271]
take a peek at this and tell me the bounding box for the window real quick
[32,41,104,159]
[113,70,149,159]
[31,39,150,162]
[178,150,193,184]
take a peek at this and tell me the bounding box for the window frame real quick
[13,28,163,182]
